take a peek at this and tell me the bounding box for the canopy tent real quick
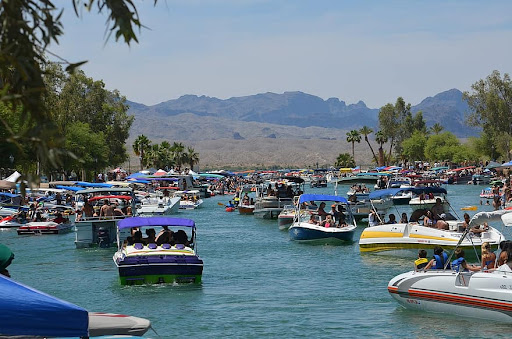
[153,169,168,176]
[0,180,16,190]
[55,185,84,192]
[485,161,502,169]
[0,274,88,337]
[4,171,21,183]
[126,172,146,179]
[75,181,113,188]
[199,173,224,179]
[109,167,127,173]
[429,166,449,171]
[500,161,512,168]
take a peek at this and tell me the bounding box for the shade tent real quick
[486,161,502,169]
[4,171,21,183]
[153,169,168,176]
[55,185,84,192]
[0,274,89,337]
[126,172,146,179]
[500,161,512,168]
[0,180,16,190]
[298,194,349,204]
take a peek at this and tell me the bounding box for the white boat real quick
[74,188,136,249]
[408,187,448,211]
[360,209,507,257]
[289,194,357,243]
[175,190,203,209]
[137,195,181,216]
[253,178,305,219]
[388,211,512,323]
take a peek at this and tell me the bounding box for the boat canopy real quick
[118,216,195,230]
[75,181,113,188]
[0,275,88,337]
[88,195,133,202]
[368,186,447,199]
[469,210,512,227]
[299,194,349,204]
[0,192,18,198]
[76,187,134,195]
[277,176,305,183]
[429,166,449,171]
[356,172,392,177]
[55,185,84,192]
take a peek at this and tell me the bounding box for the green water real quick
[1,184,511,338]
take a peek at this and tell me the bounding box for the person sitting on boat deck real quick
[125,205,133,216]
[461,213,489,235]
[33,210,45,222]
[308,215,318,225]
[400,212,408,223]
[317,202,329,220]
[423,210,435,227]
[451,248,480,272]
[496,246,512,272]
[226,200,235,208]
[144,228,157,244]
[156,226,174,245]
[481,242,496,270]
[431,198,449,230]
[99,199,114,219]
[385,213,397,224]
[52,212,65,224]
[321,215,334,228]
[415,249,429,270]
[330,204,342,221]
[368,210,380,226]
[497,240,512,267]
[175,230,189,246]
[242,193,250,204]
[348,194,358,203]
[425,246,450,270]
[82,198,94,219]
[113,202,125,217]
[130,230,146,245]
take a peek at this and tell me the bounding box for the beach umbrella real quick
[154,169,168,176]
[485,161,501,169]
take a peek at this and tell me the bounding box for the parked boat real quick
[74,188,136,249]
[175,190,203,209]
[360,209,506,257]
[113,216,204,285]
[253,178,304,219]
[17,220,73,235]
[289,194,357,243]
[237,184,257,215]
[408,187,448,211]
[137,195,181,216]
[388,211,512,323]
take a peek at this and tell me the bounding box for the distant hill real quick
[125,89,478,168]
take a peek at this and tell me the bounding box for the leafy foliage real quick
[335,153,355,168]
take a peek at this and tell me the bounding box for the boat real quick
[74,187,136,249]
[0,214,28,228]
[310,175,328,188]
[288,194,357,243]
[113,216,204,285]
[408,187,448,211]
[137,194,181,216]
[472,173,492,185]
[253,177,305,219]
[0,273,151,337]
[388,211,512,323]
[175,190,203,209]
[360,208,506,257]
[237,184,257,215]
[17,220,73,235]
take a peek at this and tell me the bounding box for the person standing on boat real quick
[430,198,448,230]
[317,202,328,221]
[99,199,114,219]
[81,198,94,219]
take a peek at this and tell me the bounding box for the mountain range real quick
[125,89,478,168]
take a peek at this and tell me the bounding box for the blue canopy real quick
[298,194,348,204]
[127,179,151,184]
[0,192,18,198]
[75,181,113,188]
[117,216,196,230]
[126,172,146,179]
[356,172,391,177]
[0,275,88,337]
[55,185,84,192]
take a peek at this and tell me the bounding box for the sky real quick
[53,0,512,108]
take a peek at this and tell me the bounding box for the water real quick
[2,184,512,338]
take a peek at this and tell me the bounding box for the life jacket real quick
[433,252,450,269]
[452,257,467,272]
[415,257,429,269]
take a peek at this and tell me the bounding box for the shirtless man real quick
[99,199,114,219]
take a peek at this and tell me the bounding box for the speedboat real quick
[137,195,181,216]
[175,190,203,209]
[408,187,448,211]
[17,220,73,235]
[388,211,512,323]
[289,194,357,243]
[113,216,204,285]
[360,209,507,257]
[0,214,28,228]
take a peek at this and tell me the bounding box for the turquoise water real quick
[2,184,512,338]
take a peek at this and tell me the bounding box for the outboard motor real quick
[97,227,111,248]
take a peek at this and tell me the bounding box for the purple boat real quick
[113,217,203,285]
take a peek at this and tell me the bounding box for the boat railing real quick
[76,215,129,223]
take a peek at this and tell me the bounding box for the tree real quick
[171,142,186,169]
[424,132,464,162]
[359,126,379,165]
[133,135,151,170]
[335,153,355,168]
[0,0,158,183]
[185,147,200,170]
[375,130,388,166]
[346,130,361,164]
[464,70,512,161]
[429,123,444,135]
[401,131,427,161]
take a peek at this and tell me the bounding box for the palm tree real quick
[429,123,444,135]
[346,130,361,164]
[132,135,151,171]
[185,147,199,170]
[170,142,186,170]
[359,126,379,165]
[375,131,388,166]
[335,153,355,168]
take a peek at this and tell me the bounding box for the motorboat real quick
[74,188,136,249]
[0,214,28,228]
[278,204,296,230]
[388,211,512,323]
[360,209,507,257]
[175,190,203,209]
[137,195,181,216]
[113,216,203,285]
[472,173,492,185]
[289,194,357,243]
[17,220,73,235]
[253,177,304,219]
[408,187,448,211]
[237,184,257,215]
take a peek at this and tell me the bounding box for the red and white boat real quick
[17,220,73,235]
[0,215,28,229]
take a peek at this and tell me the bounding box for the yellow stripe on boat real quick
[409,234,458,242]
[360,231,404,239]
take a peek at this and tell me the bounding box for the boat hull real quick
[17,222,73,235]
[289,223,355,243]
[238,205,255,215]
[388,270,512,324]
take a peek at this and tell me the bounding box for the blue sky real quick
[53,0,512,108]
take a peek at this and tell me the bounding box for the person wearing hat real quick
[330,204,342,224]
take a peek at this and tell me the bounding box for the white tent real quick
[4,171,21,183]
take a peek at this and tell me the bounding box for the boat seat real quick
[161,243,171,249]
[176,244,185,249]
[147,243,157,249]
[134,243,144,250]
